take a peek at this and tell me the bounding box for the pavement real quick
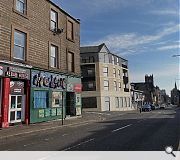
[0,109,138,139]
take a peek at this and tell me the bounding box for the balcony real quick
[124,88,129,92]
[123,76,129,84]
[82,82,96,91]
[122,64,128,69]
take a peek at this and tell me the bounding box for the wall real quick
[0,0,80,75]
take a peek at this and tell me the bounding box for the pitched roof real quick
[80,43,105,54]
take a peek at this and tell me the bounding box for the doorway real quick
[9,95,25,123]
[66,92,76,116]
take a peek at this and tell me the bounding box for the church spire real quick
[175,82,177,90]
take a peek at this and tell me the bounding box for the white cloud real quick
[158,44,180,51]
[88,24,180,55]
[149,9,179,16]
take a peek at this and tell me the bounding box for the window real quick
[88,82,94,89]
[103,67,108,77]
[117,57,119,66]
[119,97,123,108]
[114,81,117,91]
[67,20,74,40]
[82,97,97,108]
[51,10,58,31]
[68,52,74,72]
[82,81,96,91]
[118,82,121,91]
[16,0,26,14]
[124,97,127,107]
[52,92,62,108]
[14,30,26,60]
[127,98,130,107]
[113,68,116,78]
[87,69,93,76]
[50,45,58,68]
[104,80,109,91]
[104,97,110,111]
[34,91,48,109]
[89,56,95,63]
[112,56,115,65]
[118,69,121,78]
[115,97,119,108]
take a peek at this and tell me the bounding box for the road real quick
[0,106,180,151]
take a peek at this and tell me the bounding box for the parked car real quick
[155,104,160,110]
[160,104,166,109]
[150,104,156,110]
[142,104,151,112]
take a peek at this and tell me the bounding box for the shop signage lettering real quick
[0,64,30,80]
[32,71,66,90]
[10,81,24,94]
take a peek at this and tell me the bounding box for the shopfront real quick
[0,62,30,128]
[66,77,82,117]
[30,70,82,123]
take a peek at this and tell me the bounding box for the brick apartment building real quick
[80,43,132,111]
[0,0,82,128]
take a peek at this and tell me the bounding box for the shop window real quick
[52,92,62,108]
[82,97,97,108]
[34,91,48,109]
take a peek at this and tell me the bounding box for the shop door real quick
[66,92,76,116]
[9,95,24,123]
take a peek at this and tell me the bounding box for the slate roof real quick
[80,43,105,54]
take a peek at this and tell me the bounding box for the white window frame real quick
[113,68,116,78]
[51,10,58,31]
[103,67,108,77]
[14,30,26,60]
[104,80,109,91]
[114,81,117,91]
[50,45,58,68]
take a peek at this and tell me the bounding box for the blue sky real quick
[53,0,180,95]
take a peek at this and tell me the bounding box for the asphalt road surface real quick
[0,106,180,151]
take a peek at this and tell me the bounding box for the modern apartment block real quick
[80,43,132,111]
[0,0,82,128]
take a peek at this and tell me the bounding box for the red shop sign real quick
[74,84,82,92]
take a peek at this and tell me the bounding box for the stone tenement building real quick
[0,0,82,128]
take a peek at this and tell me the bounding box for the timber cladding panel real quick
[0,0,80,75]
